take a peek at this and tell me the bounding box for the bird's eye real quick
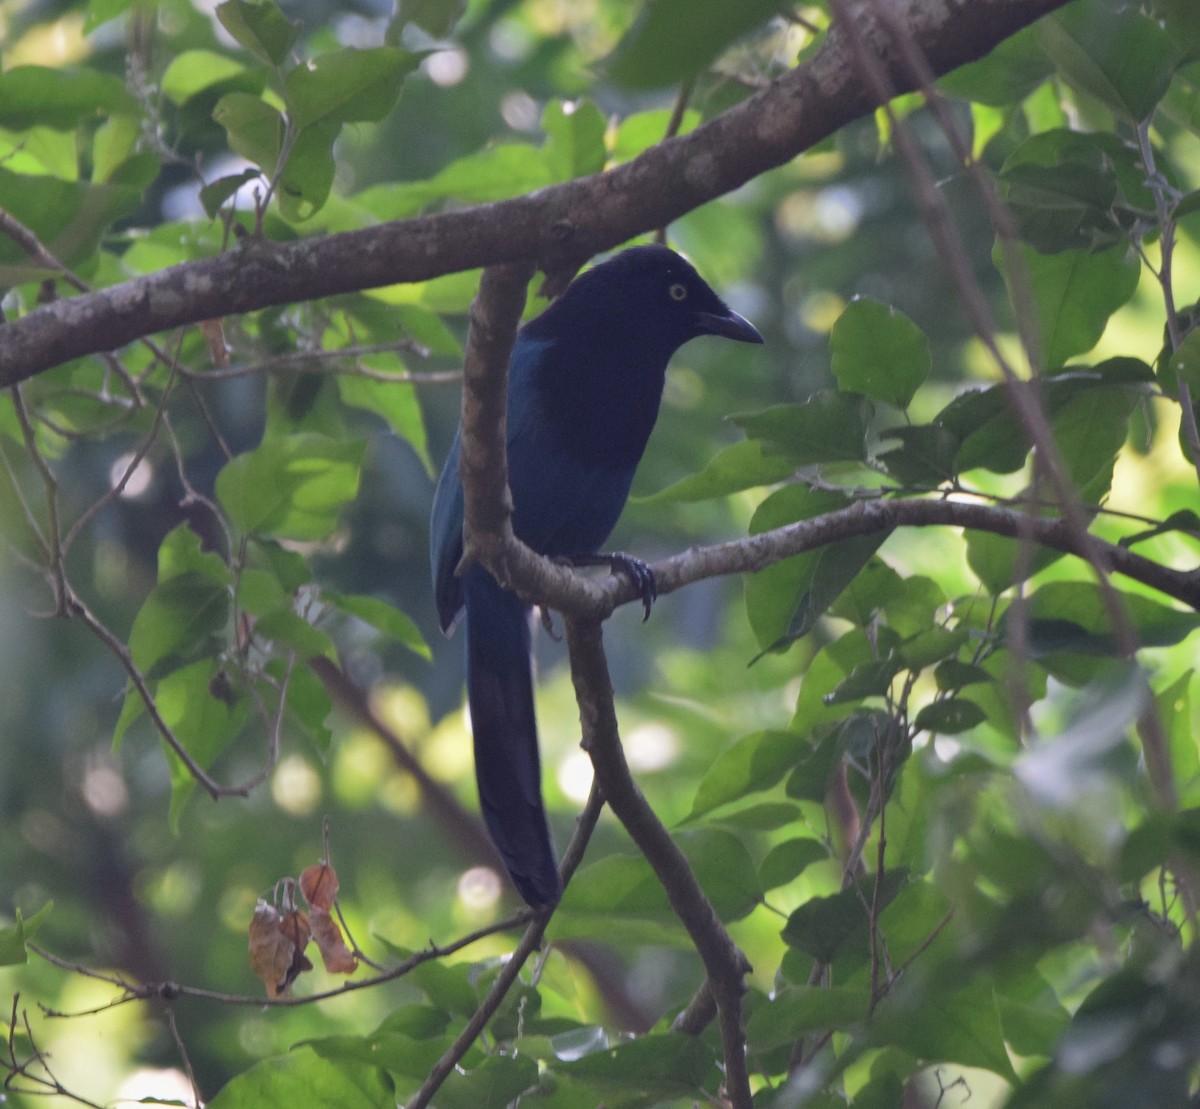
[668,283,688,301]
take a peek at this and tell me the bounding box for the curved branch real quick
[0,0,1069,384]
[510,497,1200,622]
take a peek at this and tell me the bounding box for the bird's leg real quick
[554,552,658,621]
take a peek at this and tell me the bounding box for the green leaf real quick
[254,609,337,659]
[208,1046,392,1109]
[939,22,1054,106]
[200,169,264,219]
[746,987,870,1050]
[406,958,479,1017]
[791,631,878,734]
[687,729,801,819]
[827,556,904,627]
[278,119,339,221]
[913,698,986,736]
[92,116,138,184]
[825,658,902,706]
[997,242,1141,370]
[323,590,431,660]
[558,1033,714,1096]
[710,801,804,832]
[157,660,250,830]
[395,0,467,37]
[785,719,855,801]
[282,663,334,754]
[998,130,1152,253]
[759,838,828,891]
[335,374,431,474]
[1159,671,1200,801]
[829,297,930,409]
[612,107,701,163]
[128,572,230,674]
[607,0,786,89]
[965,511,1064,595]
[216,433,365,539]
[0,169,142,276]
[743,484,887,654]
[897,626,968,670]
[877,424,960,486]
[161,522,228,582]
[212,92,284,173]
[563,830,763,921]
[732,392,872,466]
[356,145,555,221]
[85,0,137,32]
[0,902,53,966]
[1025,582,1200,652]
[637,439,795,505]
[934,384,1027,475]
[285,47,421,130]
[0,66,137,130]
[1174,189,1200,223]
[781,869,907,962]
[873,978,1018,1081]
[424,1054,538,1109]
[1038,2,1176,122]
[304,1032,462,1081]
[995,969,1073,1057]
[112,683,146,752]
[541,99,607,181]
[216,0,300,67]
[1052,379,1141,495]
[1168,326,1200,398]
[934,659,993,692]
[162,50,249,104]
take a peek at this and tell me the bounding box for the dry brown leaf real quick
[310,908,358,975]
[299,862,339,911]
[248,900,314,997]
[277,909,313,994]
[248,900,292,997]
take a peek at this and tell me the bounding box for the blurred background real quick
[0,0,1194,1104]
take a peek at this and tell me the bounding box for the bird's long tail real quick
[463,565,562,906]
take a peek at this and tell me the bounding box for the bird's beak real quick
[695,308,764,344]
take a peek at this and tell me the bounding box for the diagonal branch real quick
[565,616,753,1109]
[0,0,1071,385]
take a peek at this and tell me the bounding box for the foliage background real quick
[1,0,1199,1106]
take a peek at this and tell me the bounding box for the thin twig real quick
[404,783,606,1109]
[11,384,66,613]
[31,904,534,1015]
[183,341,450,383]
[165,1008,202,1109]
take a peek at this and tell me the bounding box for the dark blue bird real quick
[430,244,762,905]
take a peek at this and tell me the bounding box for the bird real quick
[430,243,763,906]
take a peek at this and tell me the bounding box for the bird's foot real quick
[557,551,657,621]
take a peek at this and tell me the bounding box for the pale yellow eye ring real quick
[668,283,688,301]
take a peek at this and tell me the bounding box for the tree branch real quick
[523,497,1200,623]
[564,616,753,1109]
[0,0,1070,384]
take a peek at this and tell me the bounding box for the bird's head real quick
[538,243,763,358]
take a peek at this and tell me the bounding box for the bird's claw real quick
[607,552,657,621]
[554,551,658,621]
